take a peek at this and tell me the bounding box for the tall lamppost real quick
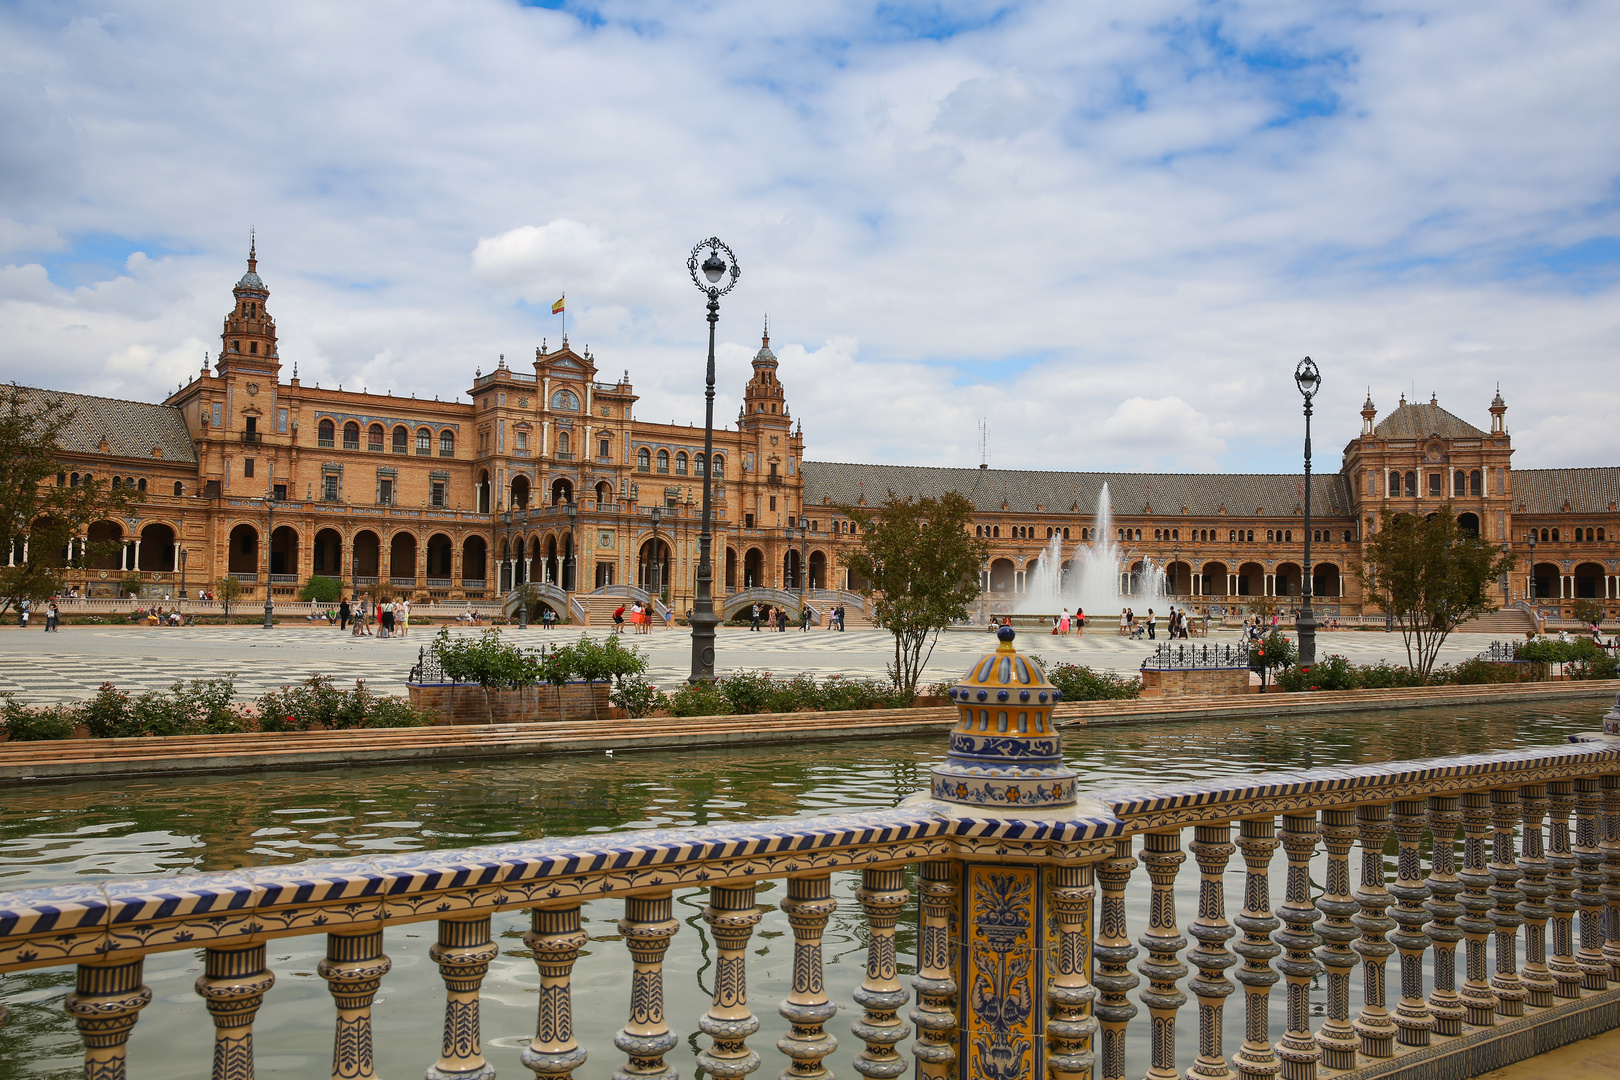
[1294,356,1320,664]
[648,505,663,599]
[686,237,740,683]
[179,548,188,601]
[798,516,809,612]
[1526,529,1537,604]
[261,488,277,629]
[565,499,578,594]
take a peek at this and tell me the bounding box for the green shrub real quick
[257,676,428,730]
[298,576,344,603]
[1,697,77,741]
[667,682,732,717]
[1045,663,1142,701]
[610,675,667,719]
[431,628,545,687]
[768,672,824,712]
[818,675,906,711]
[359,694,431,728]
[1276,654,1362,693]
[718,669,781,715]
[1355,661,1426,689]
[80,682,139,738]
[1447,658,1529,685]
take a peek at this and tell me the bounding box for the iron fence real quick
[1139,642,1252,670]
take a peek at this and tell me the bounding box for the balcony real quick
[461,578,486,589]
[240,431,262,445]
[390,576,417,588]
[343,440,360,450]
[555,451,573,461]
[229,572,258,583]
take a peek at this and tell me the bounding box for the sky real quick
[1,0,1616,475]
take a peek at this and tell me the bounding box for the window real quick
[1154,529,1162,541]
[392,427,408,454]
[695,453,707,476]
[657,450,670,474]
[173,481,183,496]
[439,431,455,457]
[1552,528,1560,542]
[550,389,579,411]
[137,478,146,493]
[1470,469,1482,495]
[1541,529,1549,542]
[323,475,339,501]
[344,422,360,449]
[368,425,384,451]
[1246,530,1254,542]
[638,448,651,471]
[249,342,257,354]
[1284,530,1292,542]
[1062,528,1069,539]
[599,438,610,459]
[1405,471,1417,497]
[745,513,755,528]
[676,453,688,475]
[416,429,432,455]
[712,455,725,476]
[1454,470,1466,496]
[112,477,120,489]
[379,479,394,506]
[272,483,286,502]
[1600,528,1607,541]
[516,430,529,451]
[232,340,240,352]
[1343,529,1353,542]
[769,496,777,511]
[1389,470,1400,496]
[318,419,335,447]
[244,458,255,478]
[431,481,446,508]
[1428,472,1442,497]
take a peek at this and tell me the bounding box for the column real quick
[195,943,276,1080]
[426,915,499,1080]
[1600,774,1620,981]
[1094,839,1140,1080]
[908,864,957,1080]
[1388,800,1434,1047]
[1546,782,1584,999]
[1312,809,1358,1069]
[173,542,182,576]
[1457,793,1499,1026]
[1232,818,1282,1080]
[1046,863,1098,1080]
[779,874,840,1080]
[614,892,680,1080]
[1516,785,1557,1008]
[1573,778,1610,990]
[132,539,141,573]
[521,905,589,1080]
[318,928,391,1080]
[852,868,910,1080]
[1137,831,1188,1080]
[1274,813,1322,1080]
[1488,788,1527,1017]
[1353,804,1396,1058]
[698,885,763,1080]
[65,958,152,1080]
[1186,824,1237,1080]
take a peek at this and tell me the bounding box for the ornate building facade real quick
[23,249,1620,621]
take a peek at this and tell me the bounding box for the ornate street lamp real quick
[1527,529,1537,603]
[179,548,188,601]
[648,504,663,598]
[686,237,740,683]
[1294,356,1320,664]
[565,498,578,594]
[261,488,277,629]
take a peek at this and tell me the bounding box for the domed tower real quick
[1361,389,1377,436]
[739,319,791,433]
[1489,385,1507,434]
[216,236,280,378]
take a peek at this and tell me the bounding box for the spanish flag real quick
[551,296,565,314]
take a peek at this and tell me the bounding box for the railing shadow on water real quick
[3,689,1620,1080]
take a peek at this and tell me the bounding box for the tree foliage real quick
[0,385,143,613]
[1356,506,1517,683]
[842,491,990,697]
[212,575,245,616]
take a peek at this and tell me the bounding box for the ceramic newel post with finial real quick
[930,626,1078,809]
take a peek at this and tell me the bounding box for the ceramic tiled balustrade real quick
[3,637,1620,1080]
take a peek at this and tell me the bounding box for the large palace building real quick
[23,249,1620,621]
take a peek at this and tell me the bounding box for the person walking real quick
[613,605,626,634]
[399,597,410,637]
[750,603,762,631]
[800,606,810,631]
[1075,607,1084,635]
[339,597,351,631]
[1147,609,1156,640]
[379,599,394,638]
[45,601,59,632]
[18,599,28,629]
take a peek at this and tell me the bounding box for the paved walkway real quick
[0,623,1508,703]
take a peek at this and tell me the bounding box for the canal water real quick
[0,698,1607,1079]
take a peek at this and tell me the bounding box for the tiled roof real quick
[1370,400,1486,440]
[1512,468,1620,515]
[17,387,197,465]
[802,462,1355,519]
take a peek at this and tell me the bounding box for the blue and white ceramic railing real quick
[3,634,1620,1080]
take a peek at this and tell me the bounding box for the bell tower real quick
[216,235,280,378]
[738,320,791,434]
[1489,385,1507,434]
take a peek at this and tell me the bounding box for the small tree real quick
[1356,506,1517,683]
[1249,630,1297,690]
[0,385,144,615]
[213,575,244,618]
[1570,598,1605,628]
[120,572,144,599]
[299,576,343,603]
[842,491,989,698]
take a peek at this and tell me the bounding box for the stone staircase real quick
[1457,608,1538,633]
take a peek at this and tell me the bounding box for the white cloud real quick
[0,0,1614,474]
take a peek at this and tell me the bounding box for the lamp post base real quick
[1296,604,1317,666]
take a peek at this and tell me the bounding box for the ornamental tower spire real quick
[217,237,280,376]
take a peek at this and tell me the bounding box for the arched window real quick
[1541,528,1549,542]
[1246,530,1254,542]
[1470,469,1482,495]
[1388,470,1400,496]
[695,453,707,476]
[318,419,335,447]
[416,428,432,455]
[557,431,570,455]
[1062,527,1069,539]
[112,477,121,489]
[368,424,384,451]
[1404,471,1417,497]
[992,526,1000,538]
[344,422,360,449]
[1600,528,1607,542]
[1453,470,1465,496]
[1551,528,1560,542]
[137,478,146,493]
[392,426,408,454]
[173,481,184,496]
[675,452,688,475]
[637,448,650,472]
[439,431,454,456]
[70,473,79,486]
[712,454,725,476]
[657,450,670,474]
[550,389,579,411]
[1284,530,1292,542]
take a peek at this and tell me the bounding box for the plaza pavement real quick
[0,622,1511,704]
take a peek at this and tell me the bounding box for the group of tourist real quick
[1050,608,1087,634]
[612,602,667,633]
[336,596,411,638]
[748,602,797,631]
[15,599,63,631]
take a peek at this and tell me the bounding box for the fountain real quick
[1008,483,1172,620]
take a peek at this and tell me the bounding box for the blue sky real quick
[0,0,1616,472]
